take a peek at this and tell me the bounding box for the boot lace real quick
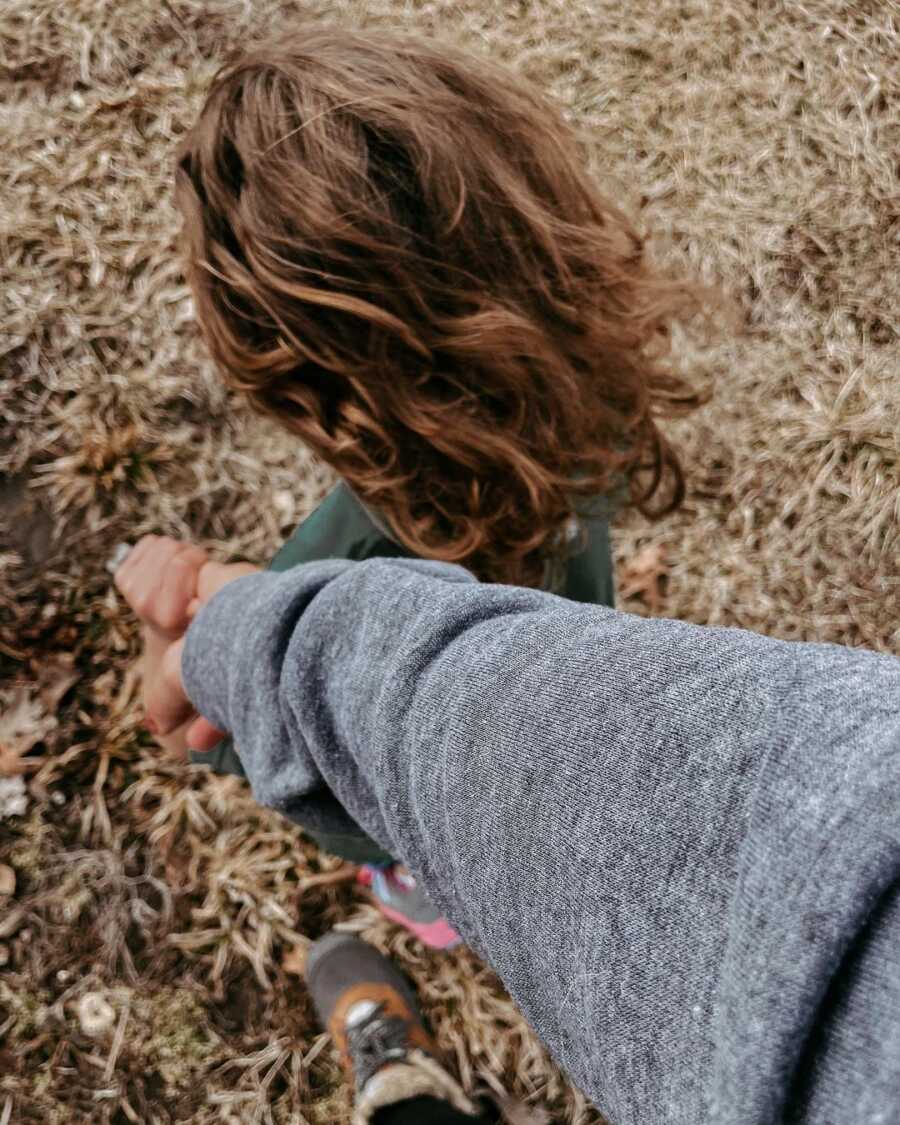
[346,1003,412,1092]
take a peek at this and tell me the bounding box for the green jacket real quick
[270,481,616,607]
[197,480,615,862]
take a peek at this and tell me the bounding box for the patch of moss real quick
[143,987,221,1091]
[0,980,50,1039]
[305,1088,350,1125]
[47,866,96,924]
[8,1068,72,1125]
[8,811,53,880]
[31,1066,53,1097]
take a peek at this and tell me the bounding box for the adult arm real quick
[182,558,900,1125]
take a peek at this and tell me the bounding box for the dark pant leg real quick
[192,733,392,862]
[372,1095,490,1125]
[194,736,246,778]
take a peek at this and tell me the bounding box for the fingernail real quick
[143,717,158,734]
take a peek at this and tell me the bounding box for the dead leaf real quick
[112,664,140,717]
[0,687,58,776]
[0,905,26,939]
[36,653,79,712]
[0,749,30,778]
[0,864,15,896]
[0,656,77,777]
[298,865,357,891]
[281,942,310,977]
[618,543,669,612]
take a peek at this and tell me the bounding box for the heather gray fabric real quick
[182,558,900,1125]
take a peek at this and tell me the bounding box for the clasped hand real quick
[114,535,259,752]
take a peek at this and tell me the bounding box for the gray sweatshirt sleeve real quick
[182,557,900,1125]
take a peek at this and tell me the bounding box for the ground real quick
[0,0,897,1122]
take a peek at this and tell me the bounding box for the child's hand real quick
[140,557,262,753]
[143,635,224,753]
[115,535,209,640]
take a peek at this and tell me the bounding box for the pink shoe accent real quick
[356,865,463,949]
[375,902,464,950]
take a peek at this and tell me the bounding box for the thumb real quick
[144,637,194,735]
[186,716,227,753]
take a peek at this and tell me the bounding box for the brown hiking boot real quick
[306,931,481,1123]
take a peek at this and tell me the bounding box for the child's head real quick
[176,26,709,585]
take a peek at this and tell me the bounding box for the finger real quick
[117,535,174,606]
[114,534,157,595]
[124,534,158,572]
[143,637,194,735]
[128,537,182,620]
[185,716,226,753]
[143,716,192,763]
[153,544,209,635]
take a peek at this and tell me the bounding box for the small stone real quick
[281,943,309,977]
[0,776,28,819]
[50,790,66,806]
[274,490,295,517]
[77,992,116,1037]
[0,864,15,897]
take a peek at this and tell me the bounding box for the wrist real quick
[143,620,185,646]
[196,560,261,605]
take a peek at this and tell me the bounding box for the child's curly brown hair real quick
[176,26,714,585]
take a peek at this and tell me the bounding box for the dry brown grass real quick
[1,0,898,1121]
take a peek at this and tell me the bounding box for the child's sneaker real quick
[358,863,462,950]
[306,932,481,1122]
